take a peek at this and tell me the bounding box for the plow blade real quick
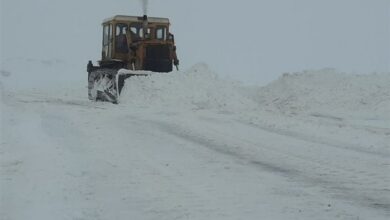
[88,69,150,104]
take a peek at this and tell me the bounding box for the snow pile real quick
[120,63,259,111]
[254,69,390,117]
[120,66,390,117]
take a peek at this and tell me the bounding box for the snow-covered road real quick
[1,66,389,219]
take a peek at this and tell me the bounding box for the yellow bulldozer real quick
[87,15,179,103]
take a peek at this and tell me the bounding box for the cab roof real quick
[103,15,170,24]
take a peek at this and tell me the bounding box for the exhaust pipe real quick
[143,15,148,39]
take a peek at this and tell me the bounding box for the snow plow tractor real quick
[87,15,179,103]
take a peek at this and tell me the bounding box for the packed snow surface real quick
[1,62,389,220]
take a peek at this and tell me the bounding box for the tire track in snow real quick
[145,119,390,217]
[238,120,390,158]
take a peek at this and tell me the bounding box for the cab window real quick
[130,23,143,39]
[140,28,151,39]
[103,25,110,46]
[116,23,128,36]
[102,24,113,58]
[156,27,167,40]
[115,23,128,53]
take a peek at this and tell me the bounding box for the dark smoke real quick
[140,0,148,15]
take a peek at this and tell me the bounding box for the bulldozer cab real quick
[87,14,179,104]
[101,15,176,72]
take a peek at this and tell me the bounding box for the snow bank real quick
[120,63,260,111]
[120,65,390,118]
[254,69,390,117]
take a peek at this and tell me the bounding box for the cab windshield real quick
[129,23,168,41]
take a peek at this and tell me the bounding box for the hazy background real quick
[1,0,389,85]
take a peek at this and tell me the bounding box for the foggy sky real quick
[1,0,389,85]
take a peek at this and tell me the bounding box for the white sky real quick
[1,0,389,85]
